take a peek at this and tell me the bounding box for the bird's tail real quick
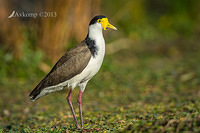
[29,90,40,101]
[29,81,44,101]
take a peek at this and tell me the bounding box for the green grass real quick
[0,43,200,132]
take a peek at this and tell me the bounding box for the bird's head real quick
[89,15,117,31]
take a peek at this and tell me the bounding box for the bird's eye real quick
[97,19,101,23]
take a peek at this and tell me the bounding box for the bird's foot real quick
[76,124,81,129]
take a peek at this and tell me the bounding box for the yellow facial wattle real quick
[97,18,117,30]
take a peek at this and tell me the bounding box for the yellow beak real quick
[100,18,117,30]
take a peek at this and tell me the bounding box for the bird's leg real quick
[67,89,80,129]
[77,91,83,128]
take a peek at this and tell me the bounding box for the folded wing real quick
[29,40,91,100]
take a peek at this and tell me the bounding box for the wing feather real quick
[29,40,91,99]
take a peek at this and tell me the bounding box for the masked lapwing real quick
[29,15,117,129]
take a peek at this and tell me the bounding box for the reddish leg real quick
[67,89,80,129]
[77,91,83,128]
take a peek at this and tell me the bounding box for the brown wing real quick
[29,40,91,99]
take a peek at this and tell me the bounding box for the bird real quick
[29,15,117,129]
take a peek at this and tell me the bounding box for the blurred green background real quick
[0,0,200,132]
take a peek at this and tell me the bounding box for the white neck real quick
[88,23,104,42]
[87,23,105,58]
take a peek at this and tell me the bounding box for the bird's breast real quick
[67,36,105,88]
[83,45,105,79]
